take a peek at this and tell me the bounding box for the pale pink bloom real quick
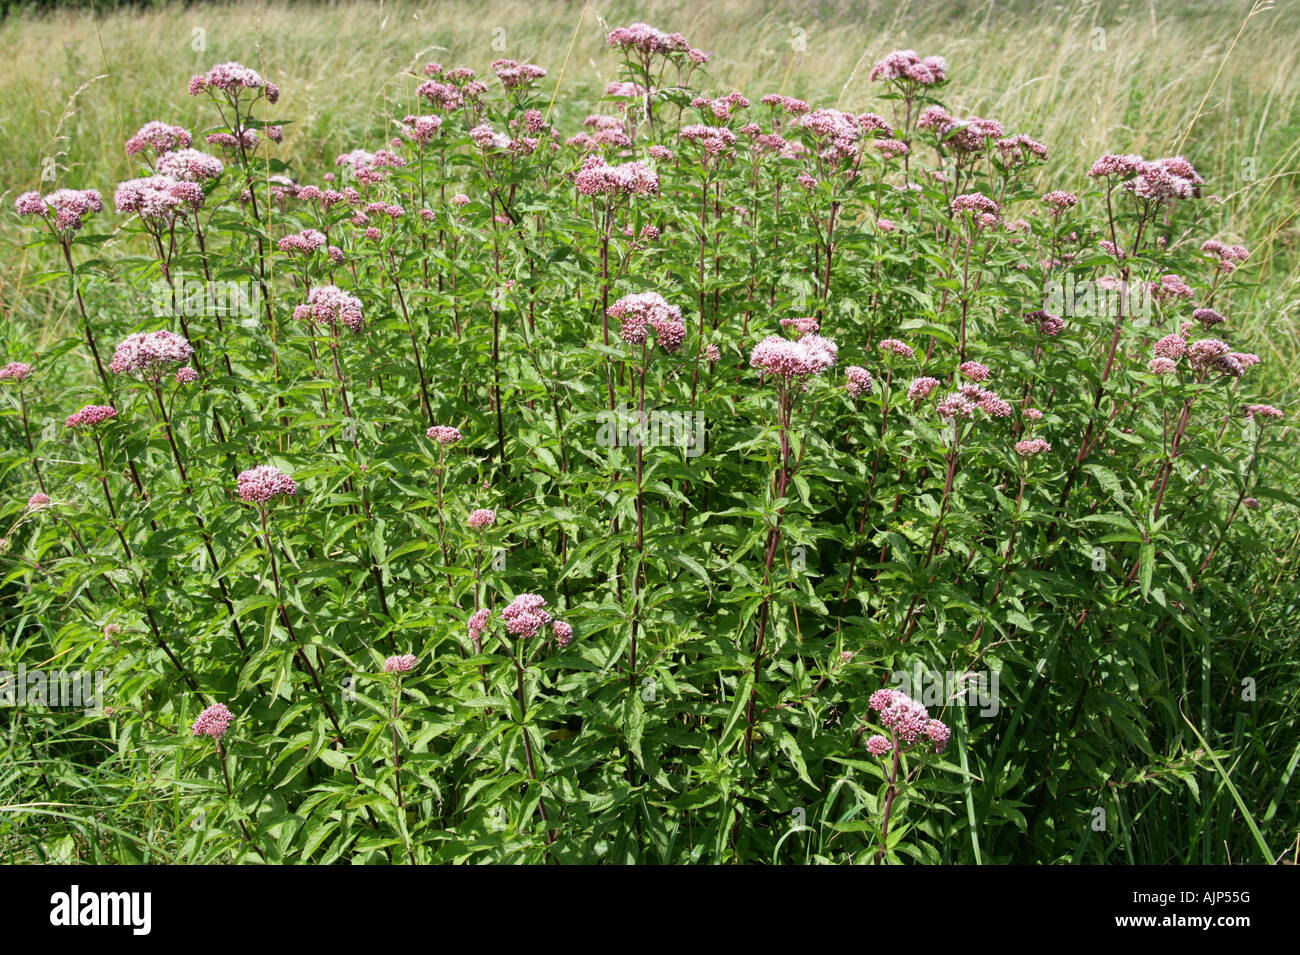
[125,121,192,157]
[109,330,194,378]
[907,376,939,401]
[237,465,297,503]
[191,703,234,740]
[384,654,417,674]
[467,608,492,645]
[0,362,33,382]
[845,365,873,397]
[1243,404,1283,420]
[1015,438,1051,456]
[866,734,891,756]
[468,508,496,530]
[1153,334,1187,360]
[1147,357,1177,375]
[175,366,199,384]
[958,361,990,382]
[551,620,574,646]
[502,593,552,639]
[156,148,225,181]
[426,425,462,446]
[877,339,914,360]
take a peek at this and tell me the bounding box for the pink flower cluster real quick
[919,107,1004,153]
[109,330,195,378]
[868,688,949,752]
[937,385,1012,420]
[237,465,297,503]
[294,285,364,333]
[907,376,939,401]
[384,654,417,674]
[189,62,279,103]
[192,703,234,740]
[114,176,204,223]
[749,333,838,379]
[156,148,225,181]
[468,508,496,530]
[606,23,691,57]
[28,493,51,509]
[878,339,915,360]
[492,58,546,89]
[551,620,574,647]
[869,49,947,85]
[680,124,738,157]
[1202,239,1250,273]
[65,404,118,428]
[0,361,33,382]
[958,361,990,382]
[15,188,104,232]
[502,593,552,639]
[426,425,462,446]
[1015,438,1051,457]
[845,365,873,397]
[575,156,659,196]
[125,121,192,157]
[608,292,686,352]
[176,366,199,384]
[1244,404,1284,420]
[467,608,492,645]
[278,229,327,254]
[400,114,443,145]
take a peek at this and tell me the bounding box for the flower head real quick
[237,465,297,504]
[0,362,33,383]
[109,330,195,379]
[468,508,496,530]
[192,703,234,740]
[65,404,118,428]
[502,593,552,638]
[384,654,417,674]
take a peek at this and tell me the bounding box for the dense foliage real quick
[3,23,1297,864]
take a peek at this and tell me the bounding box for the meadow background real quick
[2,0,1298,864]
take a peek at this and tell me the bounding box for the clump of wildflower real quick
[958,360,990,382]
[551,620,574,647]
[189,62,279,102]
[492,58,547,89]
[65,404,118,429]
[607,292,685,352]
[175,366,199,384]
[295,285,364,333]
[866,734,892,757]
[908,376,939,401]
[278,229,326,255]
[0,362,33,382]
[237,465,297,503]
[468,508,496,530]
[109,330,195,379]
[192,703,234,740]
[502,593,552,638]
[1015,438,1051,457]
[845,366,873,397]
[749,333,838,379]
[1147,357,1177,375]
[114,176,204,224]
[951,192,1000,219]
[878,339,915,360]
[869,49,948,86]
[15,188,105,232]
[125,121,192,157]
[156,148,225,181]
[384,654,417,674]
[400,114,443,145]
[869,688,946,748]
[467,608,492,645]
[1041,190,1079,213]
[575,155,659,196]
[426,425,462,446]
[1193,307,1227,328]
[28,493,51,509]
[1153,334,1187,360]
[1243,404,1284,420]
